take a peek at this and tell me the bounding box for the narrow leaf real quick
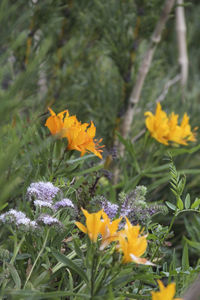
[53,252,88,284]
[6,263,21,289]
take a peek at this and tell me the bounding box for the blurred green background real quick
[1,0,200,207]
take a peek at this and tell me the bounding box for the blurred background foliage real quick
[1,0,200,297]
[1,0,200,218]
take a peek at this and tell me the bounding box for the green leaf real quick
[165,201,176,211]
[184,236,200,250]
[66,268,74,299]
[33,270,50,287]
[53,252,88,284]
[191,198,200,209]
[94,268,106,294]
[6,263,21,289]
[177,176,186,196]
[4,290,91,299]
[177,197,184,210]
[184,193,191,209]
[182,243,189,270]
[73,239,84,259]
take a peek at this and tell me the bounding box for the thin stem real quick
[23,229,50,289]
[10,235,25,265]
[90,246,95,299]
[53,148,67,175]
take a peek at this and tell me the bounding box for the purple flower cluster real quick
[0,209,37,230]
[27,181,75,213]
[37,214,62,227]
[34,200,54,210]
[0,182,76,233]
[101,200,119,219]
[53,198,74,210]
[27,181,60,203]
[118,186,166,226]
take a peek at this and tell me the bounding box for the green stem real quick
[23,229,50,289]
[151,213,177,261]
[53,148,67,175]
[90,246,95,299]
[10,235,25,265]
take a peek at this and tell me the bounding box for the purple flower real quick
[34,200,54,210]
[0,209,38,231]
[54,198,74,210]
[101,200,119,219]
[27,182,60,203]
[0,209,26,224]
[37,214,61,227]
[16,217,31,226]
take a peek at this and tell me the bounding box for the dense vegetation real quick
[1,1,200,299]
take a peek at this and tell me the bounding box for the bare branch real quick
[176,0,188,87]
[131,129,146,144]
[155,74,181,103]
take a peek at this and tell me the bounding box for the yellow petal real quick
[75,221,87,234]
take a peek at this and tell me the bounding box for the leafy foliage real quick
[1,0,200,299]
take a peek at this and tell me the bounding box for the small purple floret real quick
[101,200,119,219]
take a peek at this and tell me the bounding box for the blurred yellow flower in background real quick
[151,280,182,300]
[145,102,196,146]
[45,108,104,158]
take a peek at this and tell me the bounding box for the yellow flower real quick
[45,108,104,158]
[75,209,122,247]
[151,280,183,300]
[117,217,153,265]
[145,102,196,146]
[75,208,103,242]
[145,102,170,145]
[99,211,122,250]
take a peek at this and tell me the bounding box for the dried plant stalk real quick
[176,0,188,87]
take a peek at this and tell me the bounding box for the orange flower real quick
[45,108,104,158]
[62,120,103,159]
[151,280,182,300]
[45,108,68,136]
[145,102,196,146]
[117,217,154,265]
